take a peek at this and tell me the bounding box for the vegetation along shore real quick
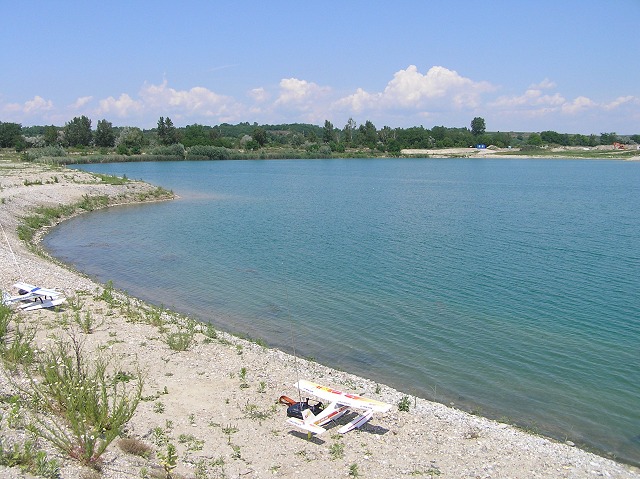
[1,151,639,478]
[1,116,639,163]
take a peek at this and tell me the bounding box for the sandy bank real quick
[1,159,638,478]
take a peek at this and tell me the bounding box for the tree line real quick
[1,116,638,155]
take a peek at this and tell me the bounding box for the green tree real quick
[164,117,178,144]
[64,115,92,147]
[600,132,618,145]
[322,120,336,143]
[342,118,356,146]
[526,133,543,146]
[252,127,267,147]
[157,116,167,144]
[0,121,22,148]
[157,116,178,145]
[182,124,212,147]
[357,120,377,148]
[115,127,144,154]
[471,117,486,136]
[94,119,115,147]
[44,125,59,146]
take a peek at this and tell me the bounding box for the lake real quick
[44,158,640,464]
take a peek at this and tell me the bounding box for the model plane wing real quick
[13,282,61,298]
[294,379,391,413]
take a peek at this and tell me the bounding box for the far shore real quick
[1,157,639,479]
[400,146,640,160]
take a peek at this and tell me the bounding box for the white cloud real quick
[529,78,556,90]
[491,87,566,110]
[25,95,54,113]
[275,78,330,107]
[1,68,636,133]
[603,95,639,111]
[248,87,269,103]
[561,96,596,114]
[3,95,54,114]
[333,65,494,113]
[138,80,241,119]
[97,93,142,117]
[70,96,93,109]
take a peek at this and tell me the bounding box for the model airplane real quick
[2,282,66,310]
[285,379,391,435]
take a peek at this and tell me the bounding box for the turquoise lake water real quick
[45,158,640,464]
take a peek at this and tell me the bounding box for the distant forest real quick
[1,116,638,160]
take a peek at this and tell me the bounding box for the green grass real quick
[93,172,130,185]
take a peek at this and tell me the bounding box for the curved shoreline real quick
[1,159,638,478]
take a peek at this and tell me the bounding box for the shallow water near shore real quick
[45,158,640,464]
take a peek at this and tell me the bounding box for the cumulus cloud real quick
[491,86,566,110]
[1,96,55,127]
[25,95,54,113]
[333,65,494,113]
[137,80,242,120]
[529,78,556,90]
[248,87,269,103]
[90,80,245,123]
[97,93,142,117]
[2,95,54,114]
[275,78,331,106]
[70,96,93,109]
[603,95,639,110]
[561,96,596,114]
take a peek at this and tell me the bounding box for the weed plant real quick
[398,395,411,412]
[164,322,195,351]
[21,335,144,468]
[72,310,104,334]
[177,433,204,451]
[329,441,345,460]
[1,320,36,370]
[241,402,276,422]
[0,439,60,478]
[157,442,178,478]
[117,437,152,458]
[0,303,11,339]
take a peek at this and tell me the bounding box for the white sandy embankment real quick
[401,146,640,160]
[1,159,638,479]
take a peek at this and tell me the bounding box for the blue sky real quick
[1,0,639,134]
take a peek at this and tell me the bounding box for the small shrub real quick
[398,395,411,412]
[329,441,344,460]
[186,145,231,160]
[23,335,143,468]
[73,310,103,334]
[144,305,165,327]
[178,433,204,451]
[1,322,36,368]
[118,437,152,458]
[165,331,194,351]
[157,443,178,478]
[97,280,117,306]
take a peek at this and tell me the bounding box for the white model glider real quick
[2,282,66,310]
[286,379,391,435]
